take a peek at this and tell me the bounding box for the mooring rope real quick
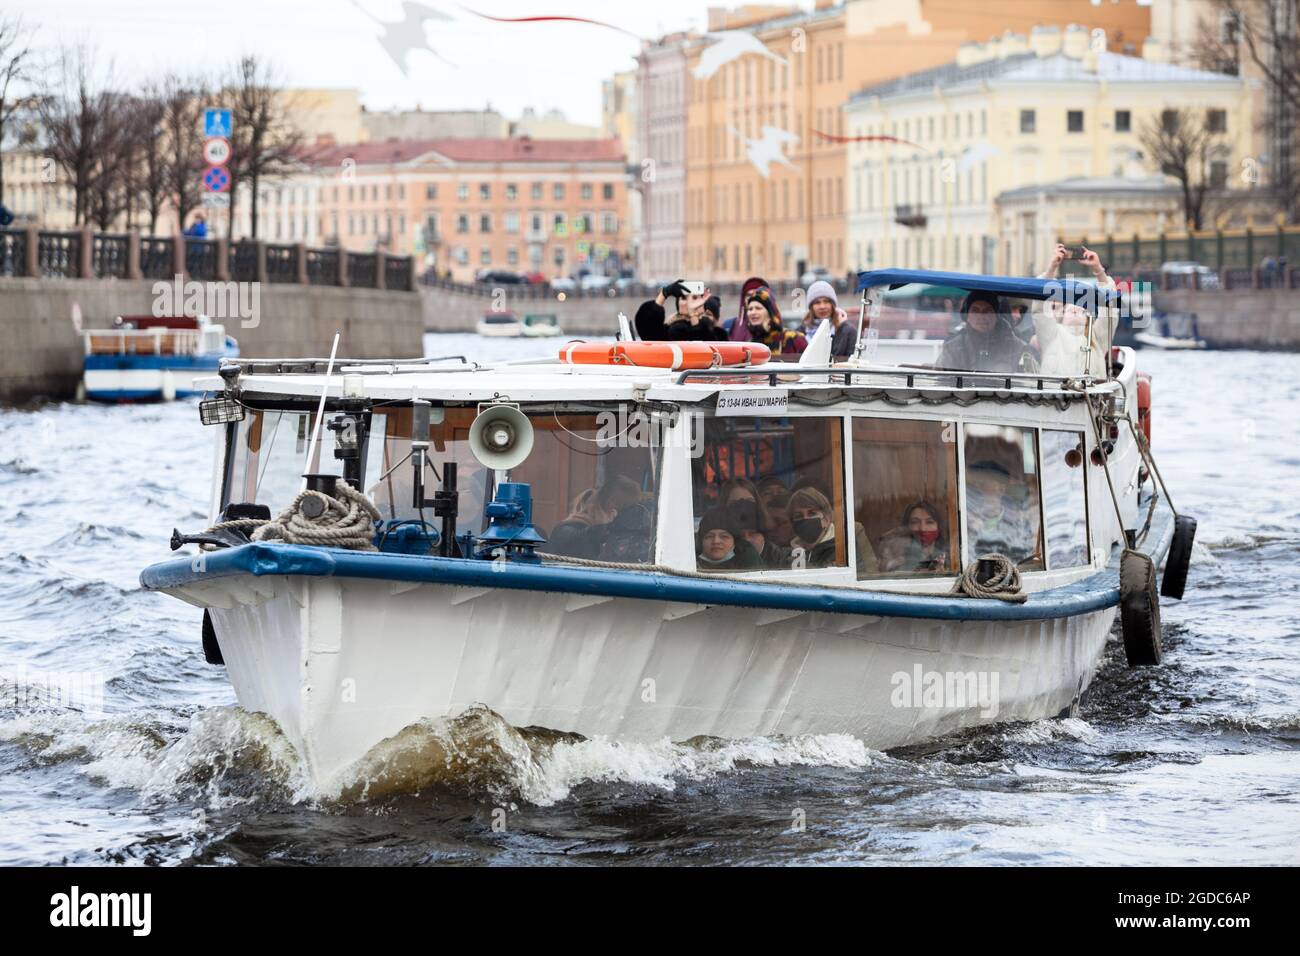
[201,482,381,551]
[948,554,1027,603]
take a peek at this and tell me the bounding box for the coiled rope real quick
[948,554,1026,603]
[203,482,381,551]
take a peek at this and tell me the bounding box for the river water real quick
[1,338,1297,865]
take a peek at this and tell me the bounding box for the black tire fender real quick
[1121,549,1162,666]
[1160,514,1197,600]
[202,610,225,666]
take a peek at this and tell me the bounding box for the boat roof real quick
[857,268,1122,305]
[201,355,1108,404]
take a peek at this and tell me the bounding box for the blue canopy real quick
[856,268,1122,306]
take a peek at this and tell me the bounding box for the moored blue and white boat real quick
[141,270,1195,794]
[81,314,239,403]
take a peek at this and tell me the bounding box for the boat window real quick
[1039,429,1090,568]
[368,407,658,562]
[691,415,851,573]
[226,409,386,511]
[963,424,1044,570]
[851,418,959,578]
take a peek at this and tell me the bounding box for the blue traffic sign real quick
[204,108,232,138]
[203,165,230,193]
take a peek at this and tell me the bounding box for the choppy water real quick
[1,338,1297,866]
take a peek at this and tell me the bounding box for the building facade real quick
[844,34,1253,277]
[636,33,691,281]
[266,137,629,281]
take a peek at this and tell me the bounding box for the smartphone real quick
[681,280,706,296]
[1063,246,1086,260]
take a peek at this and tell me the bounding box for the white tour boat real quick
[81,314,239,403]
[142,269,1196,794]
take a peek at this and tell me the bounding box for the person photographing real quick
[634,280,727,341]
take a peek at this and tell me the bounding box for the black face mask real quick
[748,320,768,336]
[793,517,824,543]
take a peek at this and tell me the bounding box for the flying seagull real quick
[732,125,799,178]
[695,30,785,80]
[353,1,456,74]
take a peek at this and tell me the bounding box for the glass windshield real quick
[692,414,858,573]
[851,417,960,578]
[963,424,1044,570]
[366,407,659,562]
[1039,429,1090,569]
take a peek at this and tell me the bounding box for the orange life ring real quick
[559,341,771,370]
[1137,372,1152,444]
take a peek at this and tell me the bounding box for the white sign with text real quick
[714,389,789,416]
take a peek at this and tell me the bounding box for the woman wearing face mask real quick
[727,499,792,570]
[695,507,762,572]
[877,500,951,573]
[786,487,877,572]
[744,286,807,357]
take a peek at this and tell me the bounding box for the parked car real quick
[614,275,640,295]
[522,271,548,285]
[550,276,577,293]
[1160,261,1221,291]
[475,269,526,285]
[580,273,613,292]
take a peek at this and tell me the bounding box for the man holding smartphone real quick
[634,279,728,341]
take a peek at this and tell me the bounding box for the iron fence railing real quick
[265,243,297,284]
[230,240,258,282]
[139,236,174,280]
[37,231,80,278]
[92,234,129,279]
[306,247,339,286]
[185,239,217,281]
[384,255,412,291]
[348,252,377,289]
[0,229,27,277]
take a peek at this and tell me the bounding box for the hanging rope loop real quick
[949,554,1027,603]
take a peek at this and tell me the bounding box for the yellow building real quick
[682,0,1154,284]
[844,31,1253,276]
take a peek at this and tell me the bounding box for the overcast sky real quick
[10,0,772,126]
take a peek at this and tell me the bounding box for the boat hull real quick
[191,572,1113,792]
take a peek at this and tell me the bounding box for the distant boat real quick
[80,314,238,403]
[1133,312,1207,350]
[521,313,562,338]
[475,311,523,337]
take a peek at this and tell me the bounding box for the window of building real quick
[602,183,614,200]
[1067,110,1084,133]
[1210,160,1229,189]
[1161,110,1179,134]
[456,213,469,233]
[851,418,959,578]
[691,415,852,573]
[479,183,491,201]
[553,245,565,267]
[480,214,492,233]
[581,183,593,200]
[1020,109,1036,134]
[505,212,519,234]
[426,184,438,200]
[530,212,543,234]
[1207,109,1227,133]
[457,183,469,201]
[507,247,519,265]
[1114,110,1131,133]
[1039,430,1089,569]
[553,183,565,200]
[531,182,543,200]
[963,424,1044,570]
[505,183,517,201]
[480,246,491,265]
[553,213,567,235]
[601,212,618,234]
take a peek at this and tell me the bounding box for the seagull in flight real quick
[733,126,798,178]
[695,30,785,80]
[353,1,456,74]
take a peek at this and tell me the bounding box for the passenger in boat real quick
[936,291,1037,373]
[696,507,763,572]
[743,287,807,356]
[721,476,773,523]
[727,499,793,569]
[806,280,858,358]
[965,460,1040,565]
[726,276,771,340]
[1034,244,1115,377]
[634,281,729,341]
[598,499,656,563]
[765,493,795,547]
[545,476,643,559]
[786,487,878,573]
[877,500,951,573]
[756,475,788,507]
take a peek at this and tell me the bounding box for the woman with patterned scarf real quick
[743,286,807,357]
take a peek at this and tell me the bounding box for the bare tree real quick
[0,14,35,209]
[128,86,168,234]
[223,55,303,239]
[1141,108,1229,231]
[88,88,140,230]
[1193,0,1300,218]
[37,46,117,226]
[158,74,207,234]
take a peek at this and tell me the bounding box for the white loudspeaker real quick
[468,404,534,471]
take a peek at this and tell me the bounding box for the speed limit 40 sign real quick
[203,137,232,166]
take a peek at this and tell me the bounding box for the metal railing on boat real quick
[673,365,1094,393]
